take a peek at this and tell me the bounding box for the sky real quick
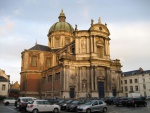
[0,0,150,84]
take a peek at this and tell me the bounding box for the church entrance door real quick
[70,88,75,98]
[98,82,104,98]
[113,88,116,97]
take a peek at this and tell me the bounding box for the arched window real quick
[31,56,37,66]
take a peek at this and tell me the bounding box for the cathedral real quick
[20,10,122,99]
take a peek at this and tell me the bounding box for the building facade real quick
[20,10,122,99]
[121,68,150,97]
[0,69,10,97]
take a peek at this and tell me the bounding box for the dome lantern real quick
[58,9,66,22]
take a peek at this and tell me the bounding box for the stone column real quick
[66,66,69,91]
[108,69,111,90]
[77,67,80,91]
[105,39,108,55]
[86,37,89,53]
[51,36,53,47]
[87,67,90,91]
[90,66,94,91]
[76,67,78,91]
[90,36,93,53]
[93,37,97,53]
[76,38,79,54]
[80,67,82,91]
[63,67,66,91]
[108,41,110,56]
[95,67,98,91]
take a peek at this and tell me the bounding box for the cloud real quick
[13,9,22,16]
[77,0,85,4]
[0,17,14,36]
[79,7,89,18]
[109,21,150,71]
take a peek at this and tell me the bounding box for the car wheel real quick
[86,109,91,113]
[5,102,9,105]
[33,109,38,113]
[103,107,107,112]
[53,108,59,113]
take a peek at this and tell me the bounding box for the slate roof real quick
[123,69,150,76]
[28,44,51,52]
[0,76,9,82]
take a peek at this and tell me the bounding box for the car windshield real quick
[22,99,28,102]
[84,101,94,105]
[66,100,72,103]
[28,101,34,104]
[58,100,64,103]
[72,100,79,104]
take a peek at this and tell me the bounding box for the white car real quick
[3,98,16,105]
[26,100,60,113]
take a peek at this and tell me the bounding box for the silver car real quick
[77,100,107,113]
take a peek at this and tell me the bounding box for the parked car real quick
[46,98,60,104]
[139,96,146,100]
[77,100,107,113]
[66,99,87,112]
[126,98,147,107]
[56,99,65,106]
[3,98,16,105]
[26,99,60,113]
[146,96,150,100]
[60,99,74,110]
[16,97,36,111]
[115,97,128,106]
[104,97,115,105]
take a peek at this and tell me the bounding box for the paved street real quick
[0,100,150,113]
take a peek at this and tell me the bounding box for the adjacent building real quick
[9,81,20,98]
[121,68,150,97]
[20,10,122,99]
[0,69,10,97]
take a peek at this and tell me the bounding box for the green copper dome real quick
[47,10,74,36]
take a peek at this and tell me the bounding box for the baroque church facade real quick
[20,10,122,99]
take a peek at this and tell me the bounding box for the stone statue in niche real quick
[97,70,105,80]
[112,77,116,87]
[70,74,76,84]
[82,80,87,91]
